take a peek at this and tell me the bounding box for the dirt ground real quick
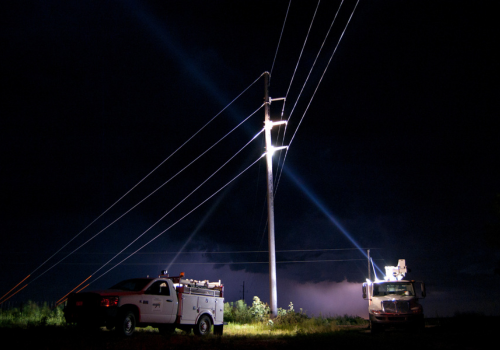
[2,318,497,350]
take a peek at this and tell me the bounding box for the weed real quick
[0,301,65,328]
[223,297,367,335]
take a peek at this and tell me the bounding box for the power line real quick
[88,154,265,286]
[55,247,381,255]
[51,258,382,266]
[90,127,265,278]
[0,275,30,304]
[27,104,265,287]
[27,74,264,280]
[288,0,359,149]
[269,0,292,83]
[263,0,346,248]
[274,0,345,195]
[282,0,321,110]
[54,139,266,300]
[1,77,265,302]
[285,0,345,128]
[275,0,358,194]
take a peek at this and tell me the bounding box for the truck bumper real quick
[65,305,118,327]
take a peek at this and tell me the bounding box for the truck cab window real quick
[374,283,414,296]
[146,281,170,296]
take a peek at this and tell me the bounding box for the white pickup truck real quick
[64,272,224,336]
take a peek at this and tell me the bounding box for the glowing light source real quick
[100,296,119,307]
[265,145,288,157]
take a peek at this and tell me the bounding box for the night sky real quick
[1,1,498,318]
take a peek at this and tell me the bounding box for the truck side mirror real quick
[421,282,426,298]
[362,284,367,299]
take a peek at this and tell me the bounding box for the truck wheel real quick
[193,315,212,336]
[116,311,136,337]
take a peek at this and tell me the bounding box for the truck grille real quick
[381,300,409,314]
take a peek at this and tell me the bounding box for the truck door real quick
[140,280,177,323]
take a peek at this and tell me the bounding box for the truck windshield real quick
[109,278,153,291]
[373,282,414,296]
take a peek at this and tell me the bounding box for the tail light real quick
[100,296,119,307]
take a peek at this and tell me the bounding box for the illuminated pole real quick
[264,71,278,317]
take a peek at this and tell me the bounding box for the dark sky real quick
[1,1,498,317]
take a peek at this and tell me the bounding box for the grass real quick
[224,314,367,336]
[0,301,65,328]
[0,298,367,336]
[1,303,498,350]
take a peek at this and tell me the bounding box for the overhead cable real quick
[28,104,265,286]
[25,74,264,280]
[56,258,381,266]
[88,154,265,285]
[274,1,336,195]
[275,0,358,193]
[90,127,265,278]
[288,0,359,149]
[57,247,380,255]
[0,275,30,305]
[282,0,320,111]
[269,0,292,84]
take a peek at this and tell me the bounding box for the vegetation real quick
[0,297,367,336]
[223,296,367,335]
[0,301,65,328]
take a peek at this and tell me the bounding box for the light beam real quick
[285,168,385,276]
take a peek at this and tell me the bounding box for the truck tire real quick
[116,311,136,337]
[193,315,212,336]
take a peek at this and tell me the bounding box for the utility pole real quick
[241,281,248,303]
[264,72,277,317]
[263,71,287,318]
[367,249,371,281]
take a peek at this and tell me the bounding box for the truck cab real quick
[362,260,426,332]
